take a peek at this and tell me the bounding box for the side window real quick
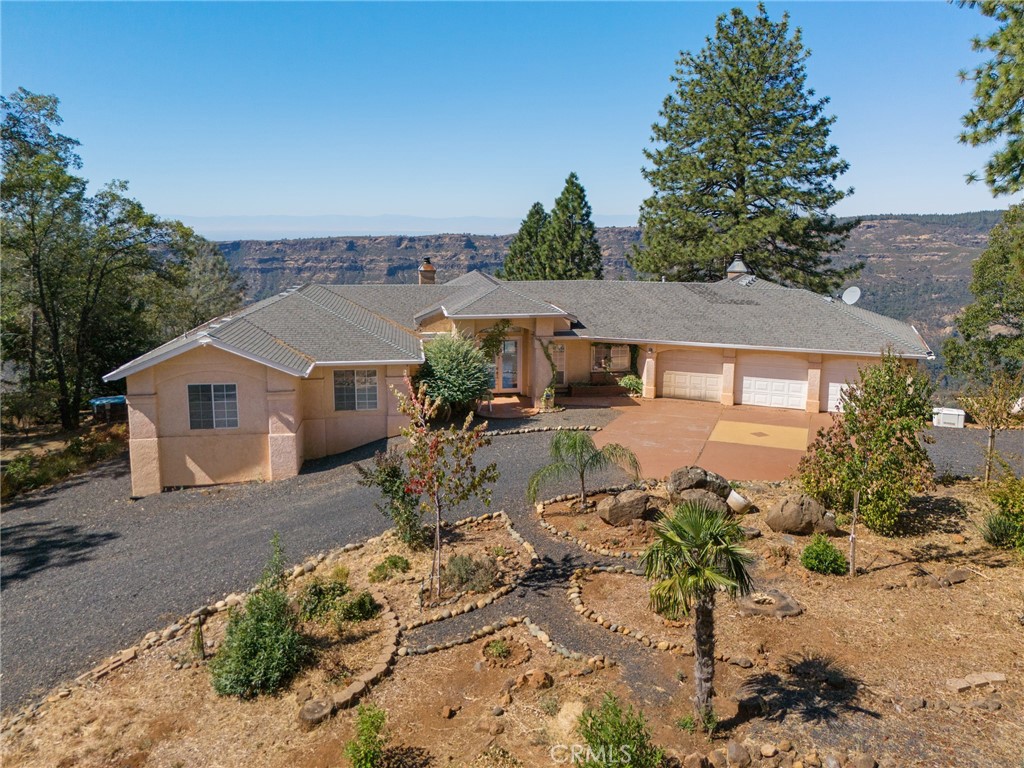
[592,343,629,372]
[188,384,238,429]
[334,369,378,411]
[550,344,566,386]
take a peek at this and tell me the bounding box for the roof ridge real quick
[486,277,567,313]
[294,287,417,358]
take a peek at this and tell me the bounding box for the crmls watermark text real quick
[549,744,633,764]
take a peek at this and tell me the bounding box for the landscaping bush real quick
[441,554,498,593]
[619,374,644,395]
[336,591,381,622]
[414,333,492,417]
[576,693,663,768]
[483,638,511,660]
[984,471,1024,552]
[297,571,350,622]
[801,534,848,576]
[356,450,425,548]
[368,554,411,583]
[799,352,934,535]
[344,703,388,768]
[210,536,308,697]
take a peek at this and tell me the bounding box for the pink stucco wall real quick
[125,346,409,497]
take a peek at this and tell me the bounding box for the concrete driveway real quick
[591,398,834,481]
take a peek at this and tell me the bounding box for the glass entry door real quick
[492,339,520,393]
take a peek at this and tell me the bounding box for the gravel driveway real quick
[0,409,621,714]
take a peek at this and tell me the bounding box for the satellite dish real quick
[841,286,862,305]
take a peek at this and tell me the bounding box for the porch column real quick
[641,347,657,399]
[386,365,411,437]
[267,388,301,480]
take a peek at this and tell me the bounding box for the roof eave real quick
[103,336,312,382]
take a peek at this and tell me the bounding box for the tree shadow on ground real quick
[897,495,970,537]
[721,652,878,731]
[2,456,130,512]
[0,519,119,589]
[382,745,433,767]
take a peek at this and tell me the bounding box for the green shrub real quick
[336,591,381,622]
[297,573,350,622]
[356,450,425,548]
[210,586,308,697]
[984,471,1024,551]
[1,425,128,499]
[368,554,411,583]
[441,554,498,593]
[210,537,308,697]
[619,374,644,395]
[801,534,848,576]
[414,333,493,417]
[483,638,511,659]
[344,703,388,768]
[576,693,663,768]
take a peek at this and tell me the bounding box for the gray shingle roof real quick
[105,270,930,382]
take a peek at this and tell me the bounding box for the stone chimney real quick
[726,256,751,280]
[418,257,436,285]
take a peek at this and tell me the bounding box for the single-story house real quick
[104,259,932,497]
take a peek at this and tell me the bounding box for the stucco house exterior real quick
[104,260,932,497]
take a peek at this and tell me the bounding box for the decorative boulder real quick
[598,489,650,527]
[671,489,730,516]
[765,494,839,536]
[667,466,732,502]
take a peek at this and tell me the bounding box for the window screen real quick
[334,369,378,411]
[188,384,238,429]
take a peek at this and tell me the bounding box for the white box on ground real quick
[932,407,965,428]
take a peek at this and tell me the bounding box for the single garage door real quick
[737,354,808,410]
[658,349,723,402]
[821,358,865,412]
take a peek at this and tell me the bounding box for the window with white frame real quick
[549,343,566,386]
[334,369,378,411]
[188,384,238,429]
[592,343,630,372]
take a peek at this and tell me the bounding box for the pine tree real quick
[498,202,548,279]
[539,172,604,280]
[633,4,857,293]
[959,2,1024,195]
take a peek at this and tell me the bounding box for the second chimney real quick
[418,257,436,285]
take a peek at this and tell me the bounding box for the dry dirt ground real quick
[2,482,1022,768]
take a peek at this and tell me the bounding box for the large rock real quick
[672,489,730,516]
[597,489,650,527]
[668,466,732,501]
[726,740,751,768]
[765,494,838,535]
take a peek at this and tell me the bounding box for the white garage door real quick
[658,350,723,402]
[737,354,808,410]
[822,359,864,412]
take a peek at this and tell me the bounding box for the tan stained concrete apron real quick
[592,398,834,482]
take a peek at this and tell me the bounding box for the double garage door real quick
[737,353,808,410]
[658,349,723,402]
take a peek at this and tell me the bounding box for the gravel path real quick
[0,418,621,714]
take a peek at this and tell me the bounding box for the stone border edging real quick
[399,614,614,672]
[401,510,538,631]
[568,566,694,656]
[484,425,602,438]
[536,484,647,559]
[298,590,401,730]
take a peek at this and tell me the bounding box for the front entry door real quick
[493,339,520,393]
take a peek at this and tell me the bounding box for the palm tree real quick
[526,431,641,511]
[640,501,754,727]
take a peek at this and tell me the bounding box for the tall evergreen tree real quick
[959,2,1024,195]
[633,4,857,293]
[497,202,548,279]
[538,172,604,280]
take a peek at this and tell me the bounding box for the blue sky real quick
[3,1,1020,238]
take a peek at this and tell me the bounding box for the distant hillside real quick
[218,211,1002,366]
